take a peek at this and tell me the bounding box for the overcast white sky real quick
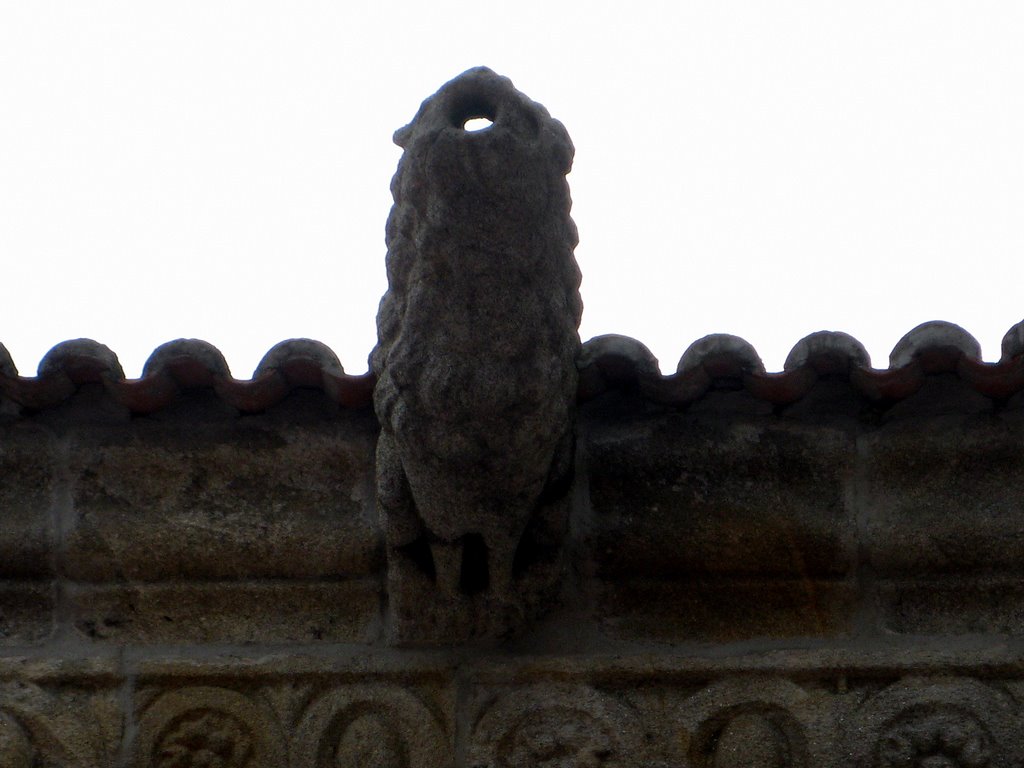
[1,2,1022,377]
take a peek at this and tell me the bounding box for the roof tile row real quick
[1,320,1022,414]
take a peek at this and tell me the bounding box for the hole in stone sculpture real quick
[460,533,490,594]
[462,116,493,131]
[450,95,497,131]
[398,537,436,582]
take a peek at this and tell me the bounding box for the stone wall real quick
[3,330,1024,765]
[2,67,1024,766]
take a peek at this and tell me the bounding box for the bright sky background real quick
[2,2,1022,377]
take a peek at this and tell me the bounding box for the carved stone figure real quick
[372,66,582,640]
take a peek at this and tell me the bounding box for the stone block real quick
[597,578,856,643]
[66,579,381,644]
[862,415,1024,576]
[0,582,54,645]
[875,577,1024,635]
[586,415,856,579]
[0,424,55,580]
[63,418,379,582]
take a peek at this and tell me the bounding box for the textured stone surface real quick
[862,414,1024,576]
[597,578,857,642]
[0,583,54,645]
[0,680,120,767]
[372,67,582,642]
[64,417,378,583]
[0,659,1022,767]
[587,414,856,579]
[0,424,55,580]
[66,580,381,644]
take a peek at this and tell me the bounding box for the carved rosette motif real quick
[154,709,254,768]
[849,678,1015,768]
[469,685,643,768]
[875,705,990,768]
[133,687,284,768]
[291,684,448,768]
[677,677,819,768]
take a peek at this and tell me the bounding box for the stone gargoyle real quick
[371,67,582,642]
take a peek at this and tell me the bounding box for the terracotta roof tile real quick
[1001,319,1024,360]
[888,321,981,369]
[579,320,1024,407]
[1,321,1023,415]
[677,334,765,376]
[0,337,376,415]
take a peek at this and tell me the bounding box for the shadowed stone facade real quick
[2,68,1024,766]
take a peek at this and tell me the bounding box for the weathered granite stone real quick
[862,415,1024,577]
[678,677,831,768]
[0,583,54,646]
[372,67,582,642]
[63,417,378,583]
[585,411,857,641]
[843,678,1017,768]
[66,580,381,644]
[0,424,55,580]
[468,684,644,768]
[291,683,450,768]
[0,681,120,767]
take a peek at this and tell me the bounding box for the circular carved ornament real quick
[876,705,990,768]
[132,687,285,768]
[468,685,644,768]
[677,677,820,768]
[691,705,806,768]
[847,678,1014,768]
[291,684,448,768]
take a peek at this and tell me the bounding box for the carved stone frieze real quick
[0,681,116,768]
[292,683,449,768]
[677,677,824,768]
[154,710,253,768]
[875,705,990,768]
[133,687,285,768]
[847,678,1017,768]
[468,685,643,768]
